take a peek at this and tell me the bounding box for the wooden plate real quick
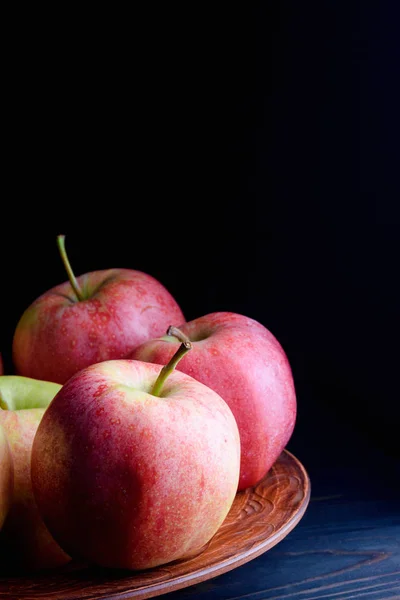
[0,449,310,600]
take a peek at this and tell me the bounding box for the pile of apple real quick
[0,236,296,571]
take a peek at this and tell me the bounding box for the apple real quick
[0,376,70,570]
[12,235,185,384]
[0,424,13,531]
[31,341,240,570]
[130,312,297,491]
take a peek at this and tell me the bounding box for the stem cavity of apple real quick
[57,235,85,302]
[0,376,62,411]
[151,336,192,397]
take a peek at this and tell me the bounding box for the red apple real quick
[31,346,240,570]
[12,235,185,384]
[0,376,70,569]
[0,424,13,531]
[130,312,297,491]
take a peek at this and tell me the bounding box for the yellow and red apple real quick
[13,235,184,384]
[32,348,240,570]
[0,376,70,569]
[0,424,13,531]
[131,312,297,490]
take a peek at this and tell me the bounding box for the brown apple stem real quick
[151,339,192,397]
[166,326,191,345]
[57,235,85,302]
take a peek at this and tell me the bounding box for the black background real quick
[2,3,399,479]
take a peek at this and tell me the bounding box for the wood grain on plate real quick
[0,449,310,600]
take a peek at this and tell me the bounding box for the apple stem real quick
[166,326,191,345]
[57,235,85,302]
[151,338,192,397]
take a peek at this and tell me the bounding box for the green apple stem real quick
[57,235,85,302]
[151,338,192,397]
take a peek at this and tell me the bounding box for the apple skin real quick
[0,377,70,570]
[31,359,240,570]
[0,409,71,570]
[130,312,297,491]
[0,424,13,531]
[12,268,185,384]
